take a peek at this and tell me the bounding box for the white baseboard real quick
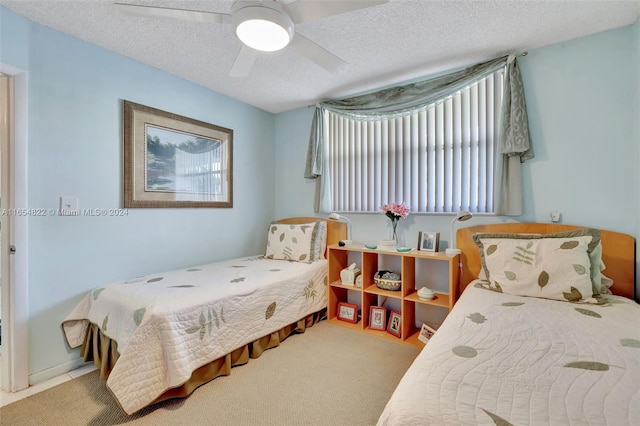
[28,358,93,386]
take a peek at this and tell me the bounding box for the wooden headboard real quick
[274,217,347,253]
[457,223,636,300]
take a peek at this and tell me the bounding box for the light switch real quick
[60,196,78,211]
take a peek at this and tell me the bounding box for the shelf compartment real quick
[364,327,405,344]
[328,249,349,284]
[329,280,363,291]
[405,329,427,349]
[328,317,363,331]
[405,291,450,308]
[328,285,361,322]
[363,284,403,298]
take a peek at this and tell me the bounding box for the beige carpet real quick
[0,321,419,426]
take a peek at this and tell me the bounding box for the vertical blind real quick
[174,143,223,196]
[326,70,504,213]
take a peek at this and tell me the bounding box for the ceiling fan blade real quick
[289,33,346,73]
[114,3,231,24]
[284,0,388,24]
[229,45,259,77]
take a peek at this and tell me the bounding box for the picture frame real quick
[123,100,233,208]
[368,306,387,331]
[418,323,437,344]
[337,302,358,324]
[386,310,402,338]
[418,231,440,252]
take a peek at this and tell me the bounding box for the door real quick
[0,70,29,392]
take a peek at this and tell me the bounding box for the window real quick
[324,70,504,214]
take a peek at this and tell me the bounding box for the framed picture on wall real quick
[337,302,358,324]
[386,310,402,338]
[123,100,233,208]
[418,231,440,252]
[369,306,387,331]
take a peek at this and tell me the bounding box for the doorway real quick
[0,66,29,393]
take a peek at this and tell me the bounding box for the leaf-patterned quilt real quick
[62,256,327,414]
[377,281,640,426]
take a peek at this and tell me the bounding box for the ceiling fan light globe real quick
[236,19,291,51]
[233,4,294,52]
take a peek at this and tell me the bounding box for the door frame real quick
[1,63,29,392]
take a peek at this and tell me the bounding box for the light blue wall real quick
[275,24,639,297]
[519,26,636,232]
[1,7,276,381]
[274,107,318,215]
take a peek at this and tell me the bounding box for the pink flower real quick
[380,203,410,221]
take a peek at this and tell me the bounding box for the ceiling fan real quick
[114,0,389,77]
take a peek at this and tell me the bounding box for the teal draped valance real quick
[305,55,533,215]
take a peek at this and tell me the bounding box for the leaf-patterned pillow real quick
[473,229,601,302]
[265,222,318,263]
[477,236,607,296]
[311,220,327,260]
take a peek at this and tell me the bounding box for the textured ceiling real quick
[2,0,639,113]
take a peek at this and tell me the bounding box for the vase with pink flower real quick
[380,202,410,246]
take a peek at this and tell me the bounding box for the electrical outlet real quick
[550,210,561,223]
[60,196,78,211]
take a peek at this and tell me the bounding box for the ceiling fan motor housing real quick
[232,0,295,52]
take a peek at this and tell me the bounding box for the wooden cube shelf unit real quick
[327,244,461,348]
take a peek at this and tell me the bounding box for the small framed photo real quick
[369,306,387,331]
[418,323,437,344]
[386,310,402,338]
[337,302,358,324]
[418,231,440,252]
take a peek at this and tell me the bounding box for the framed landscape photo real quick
[386,310,402,338]
[123,100,233,208]
[368,306,387,331]
[337,302,358,324]
[418,231,440,252]
[418,323,437,344]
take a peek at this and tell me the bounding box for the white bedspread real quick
[377,282,640,426]
[62,256,327,414]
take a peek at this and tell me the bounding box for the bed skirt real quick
[80,308,326,408]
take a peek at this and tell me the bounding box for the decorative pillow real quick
[265,222,318,263]
[600,274,614,294]
[473,229,601,302]
[588,241,608,296]
[477,233,605,297]
[476,233,540,281]
[312,220,327,260]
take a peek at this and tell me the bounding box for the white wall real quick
[275,24,640,298]
[1,7,276,383]
[633,17,640,296]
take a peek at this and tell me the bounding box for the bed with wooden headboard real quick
[62,217,346,415]
[378,223,638,426]
[457,223,636,299]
